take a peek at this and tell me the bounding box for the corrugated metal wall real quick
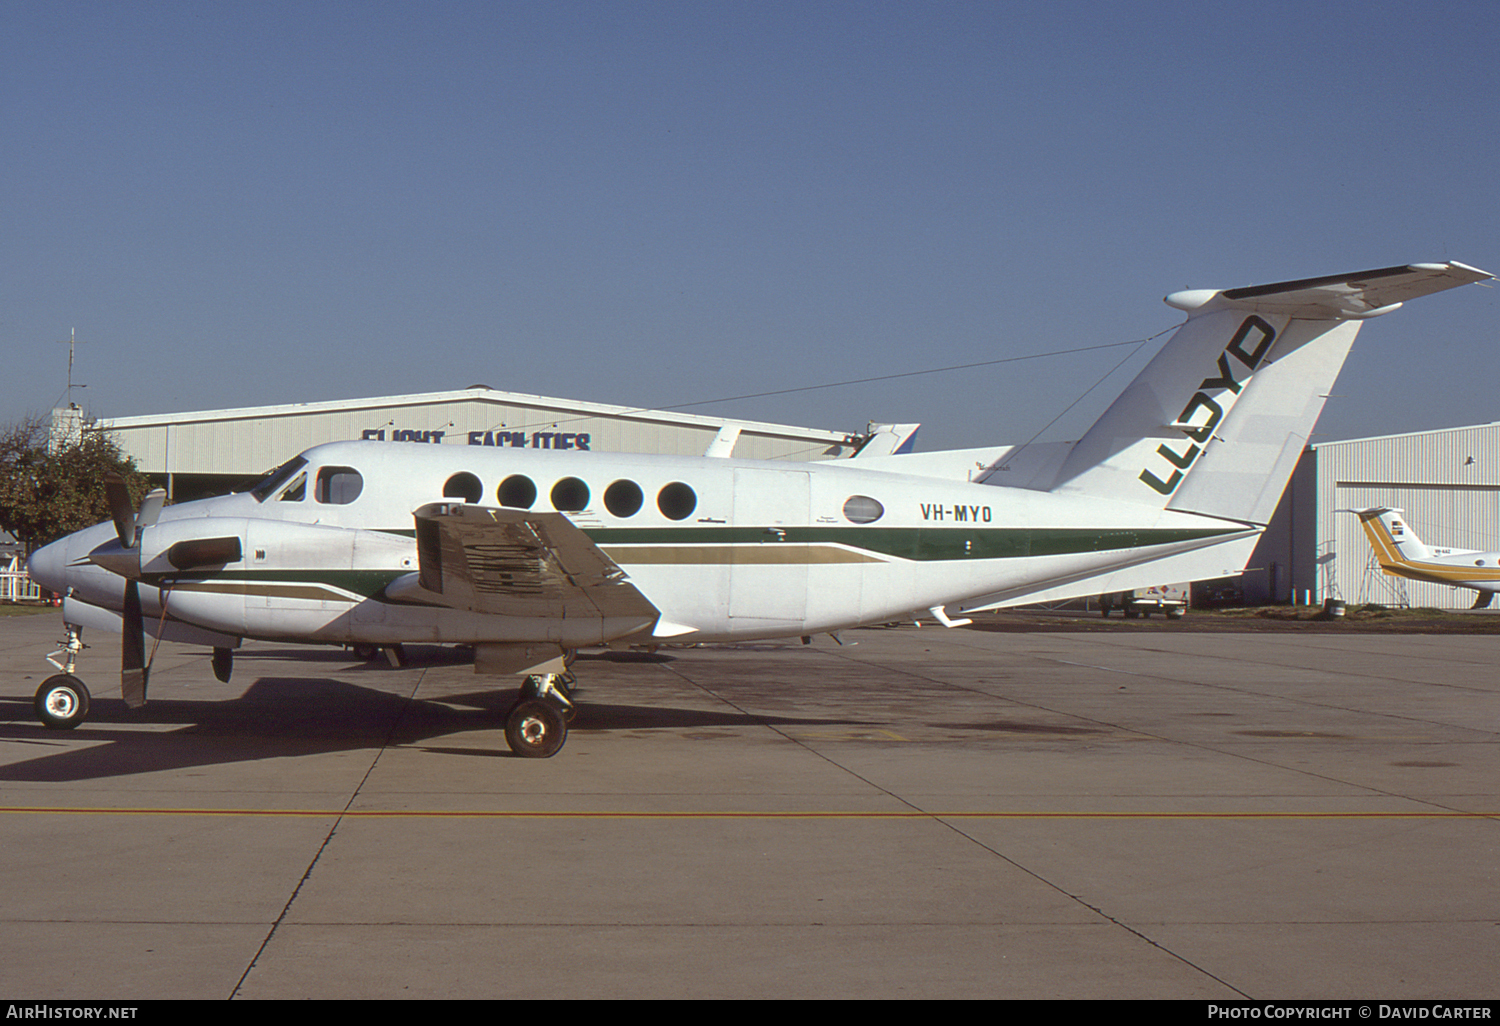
[98,390,855,478]
[1316,424,1500,607]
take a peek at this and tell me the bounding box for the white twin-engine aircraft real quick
[26,261,1492,756]
[1352,507,1500,608]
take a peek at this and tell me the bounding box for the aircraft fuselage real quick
[30,440,1256,649]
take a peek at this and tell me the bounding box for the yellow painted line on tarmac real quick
[2,806,1498,820]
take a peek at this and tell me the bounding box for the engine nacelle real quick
[140,518,416,641]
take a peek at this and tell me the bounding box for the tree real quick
[0,415,153,551]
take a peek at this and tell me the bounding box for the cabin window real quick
[657,482,696,521]
[604,479,644,518]
[843,495,884,524]
[444,472,483,503]
[551,477,590,512]
[316,467,363,505]
[497,475,537,509]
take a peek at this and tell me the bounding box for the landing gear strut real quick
[37,625,91,730]
[504,672,574,758]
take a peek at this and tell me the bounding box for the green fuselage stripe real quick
[381,524,1240,560]
[146,525,1244,600]
[585,525,1241,561]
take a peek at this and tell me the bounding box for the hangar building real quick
[77,388,899,502]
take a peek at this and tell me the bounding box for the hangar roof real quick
[1312,421,1500,450]
[100,386,852,440]
[91,387,863,478]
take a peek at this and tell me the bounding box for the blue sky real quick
[4,1,1496,454]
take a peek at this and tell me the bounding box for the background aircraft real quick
[1351,507,1500,609]
[27,262,1492,756]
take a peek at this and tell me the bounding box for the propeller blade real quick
[104,473,137,548]
[136,488,167,532]
[121,580,148,708]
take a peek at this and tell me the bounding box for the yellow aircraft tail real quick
[1355,508,1431,572]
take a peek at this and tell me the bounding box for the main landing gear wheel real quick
[35,674,90,730]
[505,698,568,758]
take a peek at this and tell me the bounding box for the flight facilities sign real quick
[360,428,592,450]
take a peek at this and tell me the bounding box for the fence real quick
[1,555,42,603]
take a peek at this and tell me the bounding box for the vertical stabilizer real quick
[1048,262,1491,524]
[1355,508,1433,566]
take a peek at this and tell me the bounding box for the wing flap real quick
[409,503,661,624]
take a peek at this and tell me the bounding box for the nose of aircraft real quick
[27,536,69,594]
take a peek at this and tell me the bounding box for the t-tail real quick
[1047,262,1492,524]
[1354,508,1434,568]
[1348,508,1500,599]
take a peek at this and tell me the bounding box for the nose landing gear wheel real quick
[505,698,568,758]
[35,674,90,730]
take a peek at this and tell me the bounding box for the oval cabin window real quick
[657,482,697,521]
[551,477,590,512]
[843,495,884,524]
[497,475,537,509]
[604,479,644,518]
[443,472,483,503]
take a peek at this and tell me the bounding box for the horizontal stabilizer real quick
[1166,262,1493,320]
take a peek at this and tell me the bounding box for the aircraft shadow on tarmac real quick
[227,646,678,668]
[0,671,873,781]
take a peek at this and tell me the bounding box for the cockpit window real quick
[316,466,363,505]
[279,472,307,502]
[248,457,309,502]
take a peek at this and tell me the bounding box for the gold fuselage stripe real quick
[601,544,885,565]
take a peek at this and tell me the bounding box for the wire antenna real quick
[56,328,88,407]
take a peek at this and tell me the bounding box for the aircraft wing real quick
[400,502,661,623]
